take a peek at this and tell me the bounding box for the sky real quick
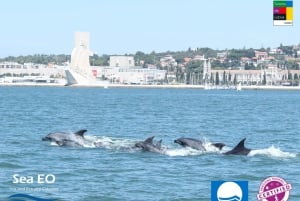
[0,0,299,57]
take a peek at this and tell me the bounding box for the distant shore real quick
[1,82,300,90]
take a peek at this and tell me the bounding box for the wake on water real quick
[85,135,224,156]
[49,135,297,159]
[248,145,296,158]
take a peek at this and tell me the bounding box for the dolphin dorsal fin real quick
[156,140,162,148]
[145,136,155,144]
[230,138,246,152]
[75,129,87,137]
[224,138,251,155]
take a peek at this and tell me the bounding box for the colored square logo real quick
[211,181,248,201]
[273,0,293,26]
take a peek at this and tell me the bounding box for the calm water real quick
[0,86,299,201]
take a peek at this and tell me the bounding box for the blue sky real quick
[0,0,299,57]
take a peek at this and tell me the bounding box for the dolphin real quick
[224,138,251,155]
[174,137,225,151]
[42,129,89,147]
[135,136,165,154]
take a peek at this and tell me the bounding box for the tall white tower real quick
[66,32,95,85]
[203,59,211,80]
[70,32,93,77]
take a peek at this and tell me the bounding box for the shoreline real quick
[1,82,300,90]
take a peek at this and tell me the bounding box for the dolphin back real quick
[174,137,206,151]
[42,129,88,147]
[135,136,164,154]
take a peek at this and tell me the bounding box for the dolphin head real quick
[41,130,87,147]
[42,132,57,141]
[42,132,64,142]
[42,136,51,141]
[42,132,65,146]
[135,136,165,154]
[212,143,226,150]
[134,141,145,149]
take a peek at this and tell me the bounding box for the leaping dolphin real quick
[224,138,251,155]
[174,137,225,151]
[135,136,165,154]
[42,129,91,147]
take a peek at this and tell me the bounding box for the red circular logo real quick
[257,176,292,201]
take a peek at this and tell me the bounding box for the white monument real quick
[203,59,211,80]
[65,32,95,85]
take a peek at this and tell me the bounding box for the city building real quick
[217,52,227,63]
[160,55,177,68]
[0,62,23,69]
[211,69,300,86]
[93,56,166,85]
[109,56,134,67]
[0,61,65,81]
[193,55,205,61]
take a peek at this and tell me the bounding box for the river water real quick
[0,87,299,200]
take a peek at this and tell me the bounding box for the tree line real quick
[0,54,71,65]
[1,45,299,70]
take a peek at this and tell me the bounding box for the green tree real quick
[222,71,226,85]
[195,47,217,58]
[233,74,237,85]
[173,54,185,64]
[134,51,146,65]
[288,70,293,80]
[90,54,109,66]
[262,72,267,85]
[0,54,71,65]
[293,73,299,86]
[215,72,220,85]
[185,60,203,84]
[210,72,214,84]
[211,60,223,69]
[279,45,294,56]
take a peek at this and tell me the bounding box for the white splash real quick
[87,135,136,149]
[248,145,296,158]
[165,147,204,156]
[50,141,59,146]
